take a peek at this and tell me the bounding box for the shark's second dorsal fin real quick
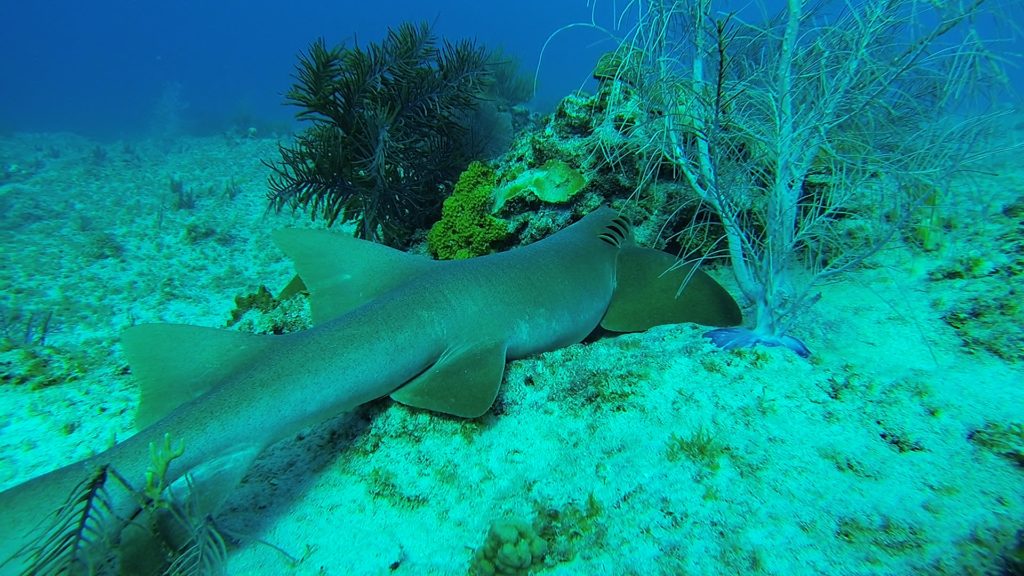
[272,229,440,324]
[122,324,274,429]
[390,340,508,418]
[601,247,742,333]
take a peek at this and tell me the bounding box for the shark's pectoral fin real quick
[122,325,275,429]
[390,340,508,418]
[164,444,262,520]
[120,444,262,575]
[272,228,442,324]
[601,247,742,333]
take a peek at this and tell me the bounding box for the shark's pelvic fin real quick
[601,247,742,333]
[122,324,275,429]
[272,229,440,324]
[390,340,508,418]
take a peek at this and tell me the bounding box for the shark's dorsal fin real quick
[122,324,274,429]
[390,340,508,418]
[601,247,742,332]
[272,229,440,324]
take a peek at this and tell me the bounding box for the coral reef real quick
[468,520,547,576]
[971,422,1024,468]
[492,160,586,212]
[427,162,510,260]
[265,22,501,247]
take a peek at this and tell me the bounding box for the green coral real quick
[665,425,728,471]
[492,160,586,213]
[366,466,428,509]
[226,285,277,327]
[835,515,925,554]
[533,494,605,564]
[428,162,510,260]
[142,432,187,507]
[592,48,644,86]
[1,344,83,390]
[468,519,548,576]
[971,421,1024,467]
[226,285,312,335]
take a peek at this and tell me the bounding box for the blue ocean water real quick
[0,1,608,137]
[2,0,1020,136]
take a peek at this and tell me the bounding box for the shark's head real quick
[536,206,740,333]
[592,207,743,333]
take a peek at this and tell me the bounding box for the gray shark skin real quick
[0,208,740,574]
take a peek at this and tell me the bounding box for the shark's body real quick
[0,208,739,574]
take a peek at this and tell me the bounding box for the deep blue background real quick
[0,1,1019,139]
[0,1,618,138]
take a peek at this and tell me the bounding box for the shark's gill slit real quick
[600,216,633,248]
[610,216,632,237]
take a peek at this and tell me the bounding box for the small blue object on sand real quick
[704,327,811,358]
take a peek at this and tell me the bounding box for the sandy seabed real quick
[0,127,1021,575]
